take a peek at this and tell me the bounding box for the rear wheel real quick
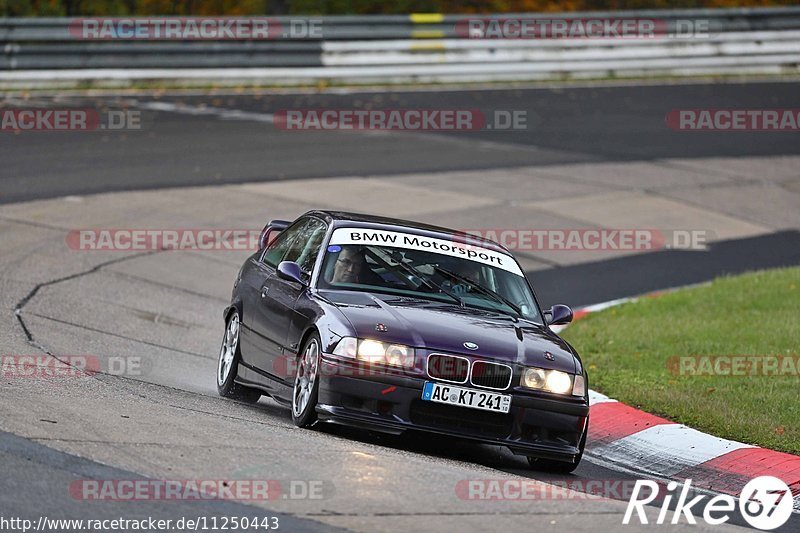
[217,310,262,403]
[292,333,321,428]
[527,429,586,474]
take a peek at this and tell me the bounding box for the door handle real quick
[261,286,269,298]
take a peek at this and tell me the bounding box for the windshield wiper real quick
[379,251,464,307]
[433,266,523,319]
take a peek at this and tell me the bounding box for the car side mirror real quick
[547,304,573,326]
[259,219,291,249]
[277,261,307,286]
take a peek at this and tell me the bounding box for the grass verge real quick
[561,267,800,454]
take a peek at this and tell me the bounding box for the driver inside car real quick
[329,246,384,286]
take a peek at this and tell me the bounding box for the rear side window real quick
[262,219,308,267]
[284,218,327,275]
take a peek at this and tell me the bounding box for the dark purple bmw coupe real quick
[217,211,589,472]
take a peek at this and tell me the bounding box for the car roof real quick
[305,210,511,255]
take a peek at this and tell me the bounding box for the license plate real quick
[421,381,511,414]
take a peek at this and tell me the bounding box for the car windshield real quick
[317,227,542,323]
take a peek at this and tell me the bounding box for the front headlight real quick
[522,367,547,389]
[521,366,579,395]
[546,370,572,395]
[332,337,415,368]
[384,343,414,367]
[357,339,385,362]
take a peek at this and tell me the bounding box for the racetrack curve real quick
[1,81,799,532]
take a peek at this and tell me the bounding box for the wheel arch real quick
[223,297,244,324]
[296,324,323,359]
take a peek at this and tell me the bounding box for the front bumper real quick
[316,356,589,463]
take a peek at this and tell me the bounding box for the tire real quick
[292,332,321,428]
[217,310,262,404]
[527,429,587,474]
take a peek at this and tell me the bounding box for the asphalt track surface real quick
[0,430,334,532]
[2,81,800,205]
[2,81,799,305]
[1,81,799,532]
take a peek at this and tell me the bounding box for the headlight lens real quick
[521,366,577,395]
[357,339,386,362]
[332,337,414,368]
[385,344,413,366]
[522,368,547,389]
[546,370,572,395]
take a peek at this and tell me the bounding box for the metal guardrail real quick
[1,7,799,86]
[1,42,324,69]
[3,8,800,40]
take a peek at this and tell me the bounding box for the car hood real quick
[319,290,577,373]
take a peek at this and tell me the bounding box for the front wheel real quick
[292,333,321,428]
[217,310,262,404]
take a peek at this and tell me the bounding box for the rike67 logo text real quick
[624,476,794,530]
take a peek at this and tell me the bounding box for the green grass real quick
[561,267,800,455]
